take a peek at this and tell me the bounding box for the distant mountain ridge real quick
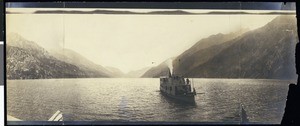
[105,66,125,78]
[125,67,151,78]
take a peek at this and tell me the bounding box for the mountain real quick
[141,58,173,78]
[173,28,249,76]
[142,29,248,78]
[6,33,110,79]
[124,67,151,78]
[143,15,297,79]
[49,49,113,77]
[185,15,297,79]
[105,66,125,77]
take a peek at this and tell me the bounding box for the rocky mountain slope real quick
[185,16,297,79]
[6,33,111,79]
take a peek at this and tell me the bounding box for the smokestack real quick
[166,59,173,76]
[168,69,172,77]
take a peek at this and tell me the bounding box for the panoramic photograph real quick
[6,7,297,124]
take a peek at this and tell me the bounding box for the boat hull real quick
[160,90,195,103]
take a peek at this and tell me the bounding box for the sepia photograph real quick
[5,2,298,125]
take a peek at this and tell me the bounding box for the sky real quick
[6,8,286,73]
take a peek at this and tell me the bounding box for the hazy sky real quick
[7,8,282,73]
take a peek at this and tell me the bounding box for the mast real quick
[192,78,196,94]
[191,78,194,91]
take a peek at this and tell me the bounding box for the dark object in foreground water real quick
[240,104,249,124]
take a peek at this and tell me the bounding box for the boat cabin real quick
[160,75,193,96]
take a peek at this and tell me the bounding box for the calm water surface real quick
[7,78,293,123]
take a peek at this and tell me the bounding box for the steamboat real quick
[160,71,196,103]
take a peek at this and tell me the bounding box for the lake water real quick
[7,78,294,124]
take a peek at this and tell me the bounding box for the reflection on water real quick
[7,78,292,123]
